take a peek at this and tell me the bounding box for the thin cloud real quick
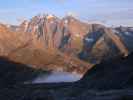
[56,0,66,3]
[0,9,16,15]
[101,8,133,20]
[66,11,79,17]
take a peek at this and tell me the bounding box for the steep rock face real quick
[59,16,92,55]
[18,15,92,54]
[80,27,129,63]
[115,26,133,52]
[18,15,62,49]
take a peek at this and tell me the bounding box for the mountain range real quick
[0,14,133,76]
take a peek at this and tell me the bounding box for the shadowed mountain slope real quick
[0,52,133,100]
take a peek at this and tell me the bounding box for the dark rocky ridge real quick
[0,52,133,100]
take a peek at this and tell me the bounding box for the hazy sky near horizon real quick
[0,0,133,26]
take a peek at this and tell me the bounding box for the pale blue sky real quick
[0,0,133,26]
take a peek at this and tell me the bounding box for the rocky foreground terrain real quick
[0,51,133,100]
[0,14,133,99]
